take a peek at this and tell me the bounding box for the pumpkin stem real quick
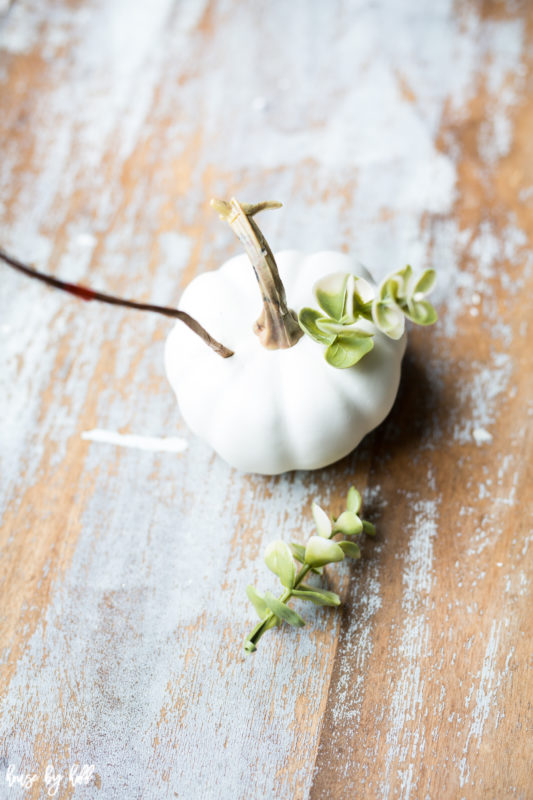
[211,197,303,350]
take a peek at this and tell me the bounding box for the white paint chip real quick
[76,233,97,247]
[251,96,268,111]
[81,428,188,453]
[473,427,493,445]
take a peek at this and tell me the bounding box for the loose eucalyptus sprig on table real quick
[244,487,376,653]
[298,264,437,368]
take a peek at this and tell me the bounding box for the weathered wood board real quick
[1,1,531,798]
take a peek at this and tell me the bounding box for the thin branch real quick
[0,249,233,359]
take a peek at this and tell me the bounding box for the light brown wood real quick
[1,1,531,799]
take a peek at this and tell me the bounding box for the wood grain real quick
[1,1,531,799]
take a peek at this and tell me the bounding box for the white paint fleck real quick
[478,482,489,499]
[381,498,439,798]
[473,427,493,445]
[251,96,268,112]
[459,621,508,788]
[76,233,97,247]
[81,428,188,453]
[453,353,512,445]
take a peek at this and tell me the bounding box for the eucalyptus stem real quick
[211,197,303,350]
[245,563,312,652]
[244,487,375,654]
[0,248,234,359]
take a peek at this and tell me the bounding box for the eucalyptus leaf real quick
[352,298,374,321]
[264,541,295,589]
[292,586,341,606]
[386,275,404,300]
[298,307,336,345]
[413,268,436,296]
[362,520,376,537]
[379,276,398,302]
[338,540,361,559]
[377,280,389,302]
[325,333,374,368]
[264,615,281,630]
[291,542,323,573]
[346,486,362,514]
[332,326,373,340]
[343,274,356,320]
[264,592,306,627]
[246,585,269,619]
[314,272,349,320]
[312,502,332,538]
[333,510,363,536]
[290,542,306,563]
[353,275,375,305]
[405,299,438,325]
[394,264,413,297]
[316,318,349,335]
[317,319,373,337]
[304,536,345,568]
[372,300,405,340]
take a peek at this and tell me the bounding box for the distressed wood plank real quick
[310,3,533,798]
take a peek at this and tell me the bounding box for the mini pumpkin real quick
[165,198,436,474]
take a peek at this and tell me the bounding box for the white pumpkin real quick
[165,199,407,474]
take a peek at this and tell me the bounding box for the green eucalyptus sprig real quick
[373,264,437,338]
[244,487,376,654]
[298,265,437,368]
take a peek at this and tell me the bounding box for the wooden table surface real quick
[1,1,532,798]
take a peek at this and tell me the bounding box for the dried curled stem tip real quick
[211,198,282,219]
[211,196,303,351]
[0,249,234,359]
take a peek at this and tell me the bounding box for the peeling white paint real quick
[453,353,513,445]
[459,621,507,788]
[81,428,188,453]
[381,498,438,800]
[473,427,493,445]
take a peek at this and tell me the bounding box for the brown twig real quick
[0,248,234,358]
